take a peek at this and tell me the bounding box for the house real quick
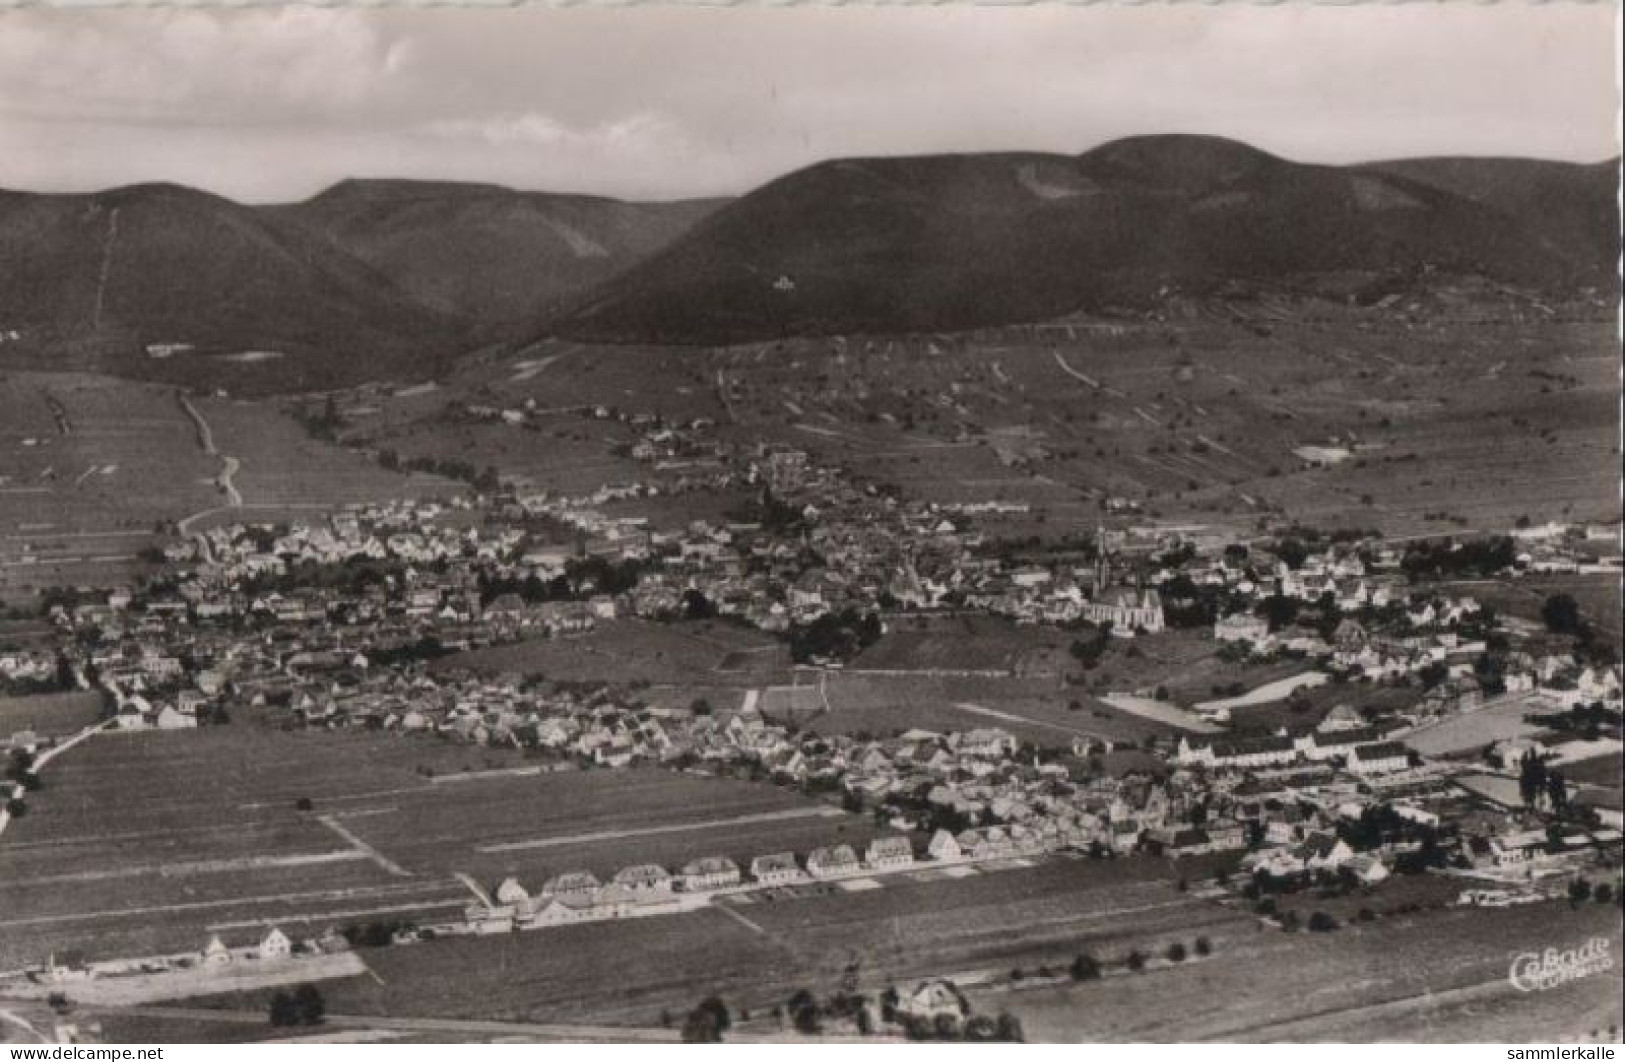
[1317,703,1365,732]
[258,927,293,960]
[927,828,963,862]
[1298,833,1355,872]
[1161,827,1212,858]
[864,835,916,871]
[1214,612,1270,647]
[541,871,602,899]
[1348,742,1411,775]
[613,864,674,895]
[1177,734,1297,770]
[202,935,233,968]
[750,852,807,886]
[44,951,93,983]
[678,856,741,892]
[805,844,862,879]
[896,980,970,1022]
[1346,854,1391,885]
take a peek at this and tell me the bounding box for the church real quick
[1080,529,1166,634]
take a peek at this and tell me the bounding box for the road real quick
[0,718,112,841]
[176,393,242,526]
[61,1003,683,1043]
[0,1005,48,1043]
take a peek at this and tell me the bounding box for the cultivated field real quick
[993,899,1623,1042]
[175,853,1249,1033]
[0,690,105,740]
[0,724,867,972]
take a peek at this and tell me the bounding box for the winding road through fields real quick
[176,393,242,534]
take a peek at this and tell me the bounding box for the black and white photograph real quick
[0,1,1620,1047]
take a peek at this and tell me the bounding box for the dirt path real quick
[0,719,111,842]
[90,207,119,330]
[176,393,243,520]
[952,701,1107,740]
[61,1002,682,1043]
[316,815,413,878]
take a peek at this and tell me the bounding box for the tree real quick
[1546,769,1570,816]
[1165,941,1188,962]
[1568,879,1593,906]
[1542,594,1583,636]
[1307,911,1339,933]
[682,589,717,621]
[1193,936,1212,957]
[786,988,821,1035]
[292,985,325,1026]
[994,1013,1025,1043]
[1125,950,1147,973]
[682,1007,723,1043]
[1069,953,1102,981]
[268,991,299,1027]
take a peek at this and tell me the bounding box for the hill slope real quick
[268,180,725,325]
[557,136,1616,343]
[0,182,463,390]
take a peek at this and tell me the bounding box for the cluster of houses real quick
[461,835,923,933]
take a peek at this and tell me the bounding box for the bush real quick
[1193,936,1212,957]
[1069,953,1102,981]
[1125,950,1147,973]
[1307,911,1338,933]
[1166,942,1188,963]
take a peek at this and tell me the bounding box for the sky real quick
[0,4,1617,203]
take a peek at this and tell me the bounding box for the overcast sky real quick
[0,4,1617,203]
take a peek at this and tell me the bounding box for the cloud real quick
[0,5,1614,202]
[0,8,409,126]
[422,111,673,151]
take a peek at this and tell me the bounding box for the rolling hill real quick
[267,180,725,325]
[556,135,1618,344]
[0,182,464,390]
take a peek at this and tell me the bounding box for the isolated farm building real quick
[613,864,674,894]
[43,950,93,984]
[750,852,807,886]
[897,980,970,1022]
[864,835,916,871]
[201,935,233,968]
[541,871,602,900]
[678,856,741,891]
[927,829,963,862]
[258,927,293,960]
[805,844,862,879]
